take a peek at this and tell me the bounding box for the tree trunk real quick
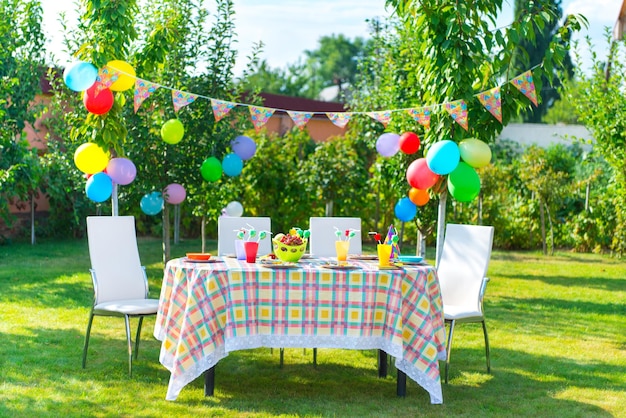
[30,193,35,245]
[540,200,546,255]
[201,215,206,253]
[325,200,333,217]
[416,230,426,258]
[478,192,483,225]
[163,204,171,264]
[174,203,180,244]
[545,202,554,256]
[435,189,447,268]
[111,183,118,216]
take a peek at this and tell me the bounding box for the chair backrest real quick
[437,223,494,311]
[86,216,148,305]
[308,217,362,257]
[217,216,272,256]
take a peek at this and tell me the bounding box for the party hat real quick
[383,224,401,259]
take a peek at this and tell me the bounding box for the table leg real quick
[397,370,406,397]
[378,349,387,378]
[204,366,215,396]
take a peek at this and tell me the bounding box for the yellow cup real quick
[335,240,350,262]
[377,244,392,267]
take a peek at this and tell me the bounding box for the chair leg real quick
[134,316,144,360]
[279,348,284,368]
[482,319,491,374]
[445,320,456,384]
[124,315,133,377]
[82,311,95,369]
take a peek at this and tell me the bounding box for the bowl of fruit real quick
[272,229,308,263]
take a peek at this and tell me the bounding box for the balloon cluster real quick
[200,135,256,182]
[139,183,187,216]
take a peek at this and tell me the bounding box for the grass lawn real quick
[0,237,625,417]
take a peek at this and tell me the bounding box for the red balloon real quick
[406,158,440,189]
[399,132,420,154]
[83,83,114,115]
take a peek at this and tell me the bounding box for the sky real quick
[41,0,623,75]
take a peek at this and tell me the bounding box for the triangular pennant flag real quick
[94,66,121,95]
[133,79,159,113]
[444,99,469,131]
[210,99,236,122]
[511,70,538,107]
[405,107,432,129]
[383,224,401,259]
[172,90,198,112]
[326,112,352,128]
[287,110,313,129]
[249,106,275,132]
[366,110,392,127]
[476,86,502,123]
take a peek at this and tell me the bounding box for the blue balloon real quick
[394,197,417,222]
[85,172,113,203]
[63,61,98,92]
[140,191,164,216]
[231,136,256,160]
[426,140,460,175]
[222,153,243,177]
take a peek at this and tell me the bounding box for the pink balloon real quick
[406,158,440,190]
[106,158,136,185]
[163,183,186,204]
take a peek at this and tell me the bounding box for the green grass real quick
[1,238,625,417]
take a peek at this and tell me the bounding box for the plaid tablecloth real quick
[154,257,446,403]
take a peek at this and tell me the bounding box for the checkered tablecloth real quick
[154,257,446,403]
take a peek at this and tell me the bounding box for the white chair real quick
[308,217,362,257]
[83,216,159,376]
[437,223,494,383]
[217,217,272,256]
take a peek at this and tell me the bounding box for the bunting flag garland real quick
[476,86,502,123]
[133,79,159,113]
[326,112,352,128]
[172,90,198,112]
[211,99,236,122]
[406,107,432,129]
[94,66,120,95]
[510,70,538,107]
[367,110,392,127]
[445,99,469,131]
[249,106,276,132]
[287,110,313,129]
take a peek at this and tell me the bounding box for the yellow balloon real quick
[74,143,109,174]
[459,138,492,168]
[107,60,136,91]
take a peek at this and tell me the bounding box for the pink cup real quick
[244,241,259,263]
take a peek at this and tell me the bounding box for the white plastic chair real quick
[217,217,272,256]
[437,223,494,383]
[308,217,362,257]
[83,216,159,376]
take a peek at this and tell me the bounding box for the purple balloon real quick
[231,135,256,160]
[376,133,400,157]
[163,183,186,205]
[106,158,136,185]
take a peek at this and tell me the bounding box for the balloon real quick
[63,61,97,92]
[74,143,109,174]
[225,201,244,217]
[83,83,114,115]
[85,172,113,203]
[161,119,185,144]
[200,156,222,182]
[222,153,243,177]
[459,138,492,168]
[448,162,481,202]
[394,197,417,222]
[426,140,460,175]
[406,158,440,190]
[106,158,136,185]
[376,133,400,157]
[399,132,420,154]
[140,191,164,216]
[408,188,430,206]
[231,135,256,160]
[163,183,186,205]
[106,60,136,91]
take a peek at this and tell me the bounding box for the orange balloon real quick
[408,188,430,206]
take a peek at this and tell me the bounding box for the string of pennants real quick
[95,64,539,132]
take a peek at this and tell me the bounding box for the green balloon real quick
[447,161,480,202]
[161,119,184,144]
[200,156,222,182]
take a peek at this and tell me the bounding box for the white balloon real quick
[225,201,244,217]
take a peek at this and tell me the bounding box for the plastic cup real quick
[244,241,259,263]
[235,240,246,260]
[377,244,392,267]
[335,240,350,262]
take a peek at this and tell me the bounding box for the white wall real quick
[498,123,594,150]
